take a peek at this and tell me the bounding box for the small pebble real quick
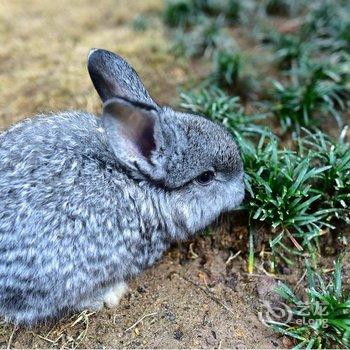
[174,329,184,341]
[137,286,147,294]
[282,336,294,348]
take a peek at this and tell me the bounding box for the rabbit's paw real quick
[103,282,128,308]
[77,298,104,312]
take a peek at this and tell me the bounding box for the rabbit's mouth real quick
[170,190,244,236]
[228,183,245,211]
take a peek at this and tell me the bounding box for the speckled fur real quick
[0,49,244,325]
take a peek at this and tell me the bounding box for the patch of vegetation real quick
[208,49,257,98]
[269,33,310,69]
[271,56,350,134]
[163,0,244,29]
[171,16,232,57]
[181,88,349,260]
[163,0,197,28]
[273,258,350,349]
[163,0,247,58]
[212,49,243,87]
[241,128,349,259]
[300,128,350,224]
[264,1,350,72]
[240,134,333,257]
[180,87,267,137]
[194,0,242,23]
[205,48,258,98]
[301,1,350,54]
[132,15,150,32]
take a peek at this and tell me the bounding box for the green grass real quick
[132,15,150,32]
[194,0,242,23]
[301,0,350,54]
[171,16,232,57]
[209,49,257,97]
[163,0,247,58]
[240,128,349,260]
[272,257,350,349]
[163,0,244,28]
[180,87,349,261]
[180,86,348,262]
[300,128,350,224]
[271,56,350,134]
[269,33,311,69]
[212,49,243,87]
[163,0,197,28]
[180,87,267,138]
[264,1,350,70]
[263,0,350,58]
[240,134,334,259]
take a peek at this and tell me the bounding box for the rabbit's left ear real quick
[103,97,157,165]
[88,49,158,108]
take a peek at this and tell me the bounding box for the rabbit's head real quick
[88,49,244,235]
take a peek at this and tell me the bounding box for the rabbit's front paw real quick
[103,282,128,308]
[77,298,104,312]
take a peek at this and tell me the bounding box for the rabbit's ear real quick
[88,49,157,107]
[102,97,157,164]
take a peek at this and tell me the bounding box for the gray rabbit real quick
[0,49,245,325]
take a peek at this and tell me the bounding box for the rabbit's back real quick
[0,112,168,324]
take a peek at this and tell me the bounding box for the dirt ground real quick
[0,0,307,348]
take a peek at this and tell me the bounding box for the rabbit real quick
[0,49,245,326]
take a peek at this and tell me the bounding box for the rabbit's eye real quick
[196,171,215,185]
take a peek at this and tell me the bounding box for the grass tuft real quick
[300,128,350,224]
[194,0,242,23]
[241,134,333,256]
[163,0,197,28]
[271,55,350,134]
[272,257,350,349]
[270,33,310,69]
[301,1,350,54]
[171,16,232,57]
[180,87,268,137]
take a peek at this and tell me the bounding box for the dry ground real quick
[0,1,285,348]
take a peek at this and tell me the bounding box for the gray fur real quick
[88,48,156,106]
[0,49,244,326]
